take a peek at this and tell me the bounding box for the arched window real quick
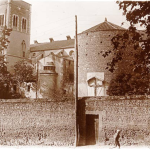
[22,17,27,31]
[13,15,18,28]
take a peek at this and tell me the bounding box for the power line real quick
[36,30,75,42]
[32,20,74,35]
[32,15,74,29]
[32,23,74,39]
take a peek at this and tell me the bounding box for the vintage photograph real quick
[0,0,150,149]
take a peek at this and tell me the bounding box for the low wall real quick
[0,98,75,146]
[78,96,150,146]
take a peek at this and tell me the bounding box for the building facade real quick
[78,18,126,97]
[0,0,31,73]
[29,37,75,99]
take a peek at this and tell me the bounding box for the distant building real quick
[78,18,126,97]
[29,36,75,99]
[0,0,31,73]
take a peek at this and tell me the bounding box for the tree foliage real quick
[0,26,20,98]
[14,60,36,83]
[102,1,150,95]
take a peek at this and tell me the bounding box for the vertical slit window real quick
[0,15,4,26]
[13,16,15,26]
[22,18,27,30]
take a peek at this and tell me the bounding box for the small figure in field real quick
[113,129,121,149]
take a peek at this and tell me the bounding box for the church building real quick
[0,0,31,73]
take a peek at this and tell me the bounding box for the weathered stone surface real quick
[0,99,75,146]
[78,96,150,146]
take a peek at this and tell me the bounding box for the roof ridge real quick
[107,21,126,30]
[81,20,126,33]
[30,39,75,46]
[106,21,117,29]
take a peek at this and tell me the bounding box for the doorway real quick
[86,114,99,145]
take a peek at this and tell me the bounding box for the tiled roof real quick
[30,39,74,52]
[82,18,126,33]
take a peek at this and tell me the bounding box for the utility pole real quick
[75,15,78,147]
[36,60,39,100]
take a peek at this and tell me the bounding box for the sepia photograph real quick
[0,0,150,150]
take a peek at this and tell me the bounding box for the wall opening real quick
[86,114,99,145]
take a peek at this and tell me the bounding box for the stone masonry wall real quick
[0,98,75,146]
[78,96,150,146]
[78,31,124,97]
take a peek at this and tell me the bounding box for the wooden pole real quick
[75,15,78,147]
[36,60,39,100]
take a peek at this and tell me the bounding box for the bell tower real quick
[0,0,31,72]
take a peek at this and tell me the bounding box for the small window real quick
[44,66,55,71]
[27,85,30,92]
[33,53,36,56]
[0,15,4,26]
[13,85,17,93]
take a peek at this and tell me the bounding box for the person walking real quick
[113,129,121,149]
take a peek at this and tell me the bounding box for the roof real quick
[30,39,75,52]
[81,18,126,33]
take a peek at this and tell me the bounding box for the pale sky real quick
[24,0,131,44]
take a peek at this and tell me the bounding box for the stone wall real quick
[0,98,75,146]
[78,31,122,97]
[78,96,150,146]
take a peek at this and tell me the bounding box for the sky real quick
[24,0,131,44]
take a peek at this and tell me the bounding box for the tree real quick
[14,60,36,84]
[102,1,150,95]
[0,26,15,98]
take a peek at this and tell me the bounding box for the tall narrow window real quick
[22,18,27,31]
[27,85,30,92]
[24,19,26,29]
[13,15,15,26]
[0,15,4,26]
[13,15,18,28]
[22,40,26,57]
[22,18,24,28]
[13,85,17,93]
[15,16,18,26]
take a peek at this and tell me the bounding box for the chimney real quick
[49,38,54,42]
[66,35,71,40]
[34,40,38,44]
